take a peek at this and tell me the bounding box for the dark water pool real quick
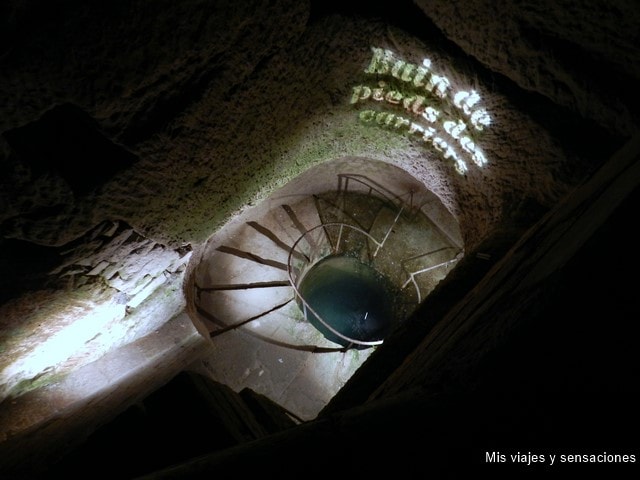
[297,255,395,348]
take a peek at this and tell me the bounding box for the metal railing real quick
[287,223,392,347]
[287,176,461,348]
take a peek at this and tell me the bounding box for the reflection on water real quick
[298,255,396,348]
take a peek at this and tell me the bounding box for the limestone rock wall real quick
[0,0,634,443]
[0,220,191,401]
[416,0,640,137]
[0,0,311,247]
[1,2,584,253]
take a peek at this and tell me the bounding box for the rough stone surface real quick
[0,1,637,477]
[416,0,640,137]
[0,220,191,402]
[0,1,607,252]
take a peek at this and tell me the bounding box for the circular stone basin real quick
[297,255,395,348]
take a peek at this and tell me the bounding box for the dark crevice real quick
[1,204,69,227]
[519,23,640,119]
[3,103,138,196]
[246,221,307,262]
[120,59,224,145]
[215,245,288,271]
[207,297,293,338]
[281,204,317,251]
[197,303,345,353]
[198,280,291,291]
[0,238,60,304]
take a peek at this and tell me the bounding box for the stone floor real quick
[191,195,376,420]
[0,177,461,477]
[0,311,211,476]
[190,188,459,420]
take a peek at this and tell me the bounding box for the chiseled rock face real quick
[0,0,312,247]
[416,0,640,137]
[0,1,589,252]
[0,0,630,424]
[0,220,191,402]
[0,0,312,136]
